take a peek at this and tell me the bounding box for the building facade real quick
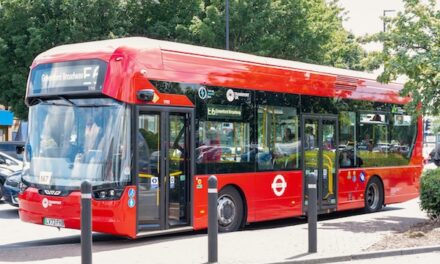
[0,106,14,141]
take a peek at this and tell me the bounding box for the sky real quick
[337,0,440,51]
[338,0,404,37]
[337,0,405,51]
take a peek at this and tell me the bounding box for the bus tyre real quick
[217,186,244,233]
[364,177,384,213]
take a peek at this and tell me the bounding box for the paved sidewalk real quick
[333,251,440,264]
[0,198,435,264]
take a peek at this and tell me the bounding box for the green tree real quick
[0,0,126,119]
[189,0,366,68]
[121,0,201,42]
[365,0,440,115]
[0,0,366,119]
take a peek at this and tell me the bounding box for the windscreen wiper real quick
[58,96,77,106]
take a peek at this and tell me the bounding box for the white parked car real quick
[0,152,23,174]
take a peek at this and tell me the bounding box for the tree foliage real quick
[0,0,366,119]
[190,0,366,69]
[365,0,440,115]
[0,0,126,119]
[420,168,440,220]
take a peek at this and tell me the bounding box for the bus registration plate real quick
[43,218,65,228]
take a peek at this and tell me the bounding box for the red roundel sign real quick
[271,175,287,197]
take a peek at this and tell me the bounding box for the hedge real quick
[420,168,440,220]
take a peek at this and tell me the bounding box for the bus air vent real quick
[335,76,358,91]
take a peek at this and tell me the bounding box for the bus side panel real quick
[383,166,421,205]
[337,169,367,211]
[382,115,422,204]
[252,171,302,222]
[192,173,256,230]
[337,166,421,211]
[192,171,303,230]
[410,116,424,166]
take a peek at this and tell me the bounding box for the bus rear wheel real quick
[364,177,384,213]
[217,186,243,232]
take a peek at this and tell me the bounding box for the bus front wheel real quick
[364,177,384,213]
[217,186,244,232]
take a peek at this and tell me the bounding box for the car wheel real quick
[217,186,244,232]
[364,177,384,213]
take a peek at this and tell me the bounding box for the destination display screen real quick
[207,104,242,120]
[29,59,107,96]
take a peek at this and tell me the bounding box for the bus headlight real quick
[19,181,28,194]
[93,188,123,200]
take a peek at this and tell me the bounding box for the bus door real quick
[302,115,339,213]
[136,107,194,232]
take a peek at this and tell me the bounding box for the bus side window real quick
[339,111,359,168]
[195,86,254,174]
[257,105,299,171]
[358,112,389,167]
[391,114,415,162]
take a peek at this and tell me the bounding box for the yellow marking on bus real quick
[323,153,334,198]
[157,188,159,206]
[140,171,182,179]
[139,173,154,178]
[170,171,182,177]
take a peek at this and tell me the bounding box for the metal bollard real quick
[308,173,318,253]
[208,175,218,263]
[81,181,93,264]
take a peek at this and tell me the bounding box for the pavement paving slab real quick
[0,197,435,264]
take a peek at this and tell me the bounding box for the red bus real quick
[19,37,423,238]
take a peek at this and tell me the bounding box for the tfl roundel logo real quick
[42,198,49,208]
[271,175,287,197]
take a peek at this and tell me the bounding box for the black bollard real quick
[308,173,318,253]
[81,181,92,264]
[208,175,218,263]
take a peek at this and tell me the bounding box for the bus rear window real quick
[29,59,107,96]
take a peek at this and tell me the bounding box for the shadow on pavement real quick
[0,205,406,262]
[0,230,206,262]
[0,206,19,219]
[287,252,313,260]
[319,215,427,234]
[244,206,402,231]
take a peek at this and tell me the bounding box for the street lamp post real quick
[226,0,230,50]
[383,9,396,32]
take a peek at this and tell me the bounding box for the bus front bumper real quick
[18,186,137,238]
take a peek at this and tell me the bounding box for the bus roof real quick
[35,37,389,82]
[32,37,407,104]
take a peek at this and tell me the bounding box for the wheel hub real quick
[367,183,379,209]
[217,195,236,226]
